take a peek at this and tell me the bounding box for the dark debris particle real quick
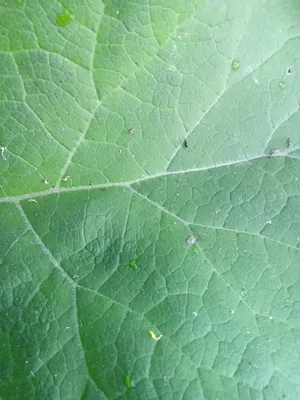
[183,139,188,148]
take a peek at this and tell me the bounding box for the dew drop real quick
[231,59,240,71]
[278,80,285,89]
[56,8,74,27]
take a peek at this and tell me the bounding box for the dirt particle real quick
[270,149,280,156]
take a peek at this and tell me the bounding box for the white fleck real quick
[192,311,198,316]
[230,309,234,314]
[266,220,272,225]
[168,65,177,72]
[1,146,7,160]
[186,235,196,245]
[65,326,70,329]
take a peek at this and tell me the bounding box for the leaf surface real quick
[1,1,300,399]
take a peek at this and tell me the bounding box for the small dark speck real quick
[287,67,292,74]
[183,139,188,148]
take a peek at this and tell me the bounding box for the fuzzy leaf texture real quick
[1,1,300,399]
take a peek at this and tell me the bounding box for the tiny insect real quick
[43,178,49,185]
[128,128,135,135]
[124,373,133,390]
[287,137,292,148]
[129,259,137,270]
[62,175,71,182]
[183,138,188,148]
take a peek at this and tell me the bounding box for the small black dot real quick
[287,67,292,74]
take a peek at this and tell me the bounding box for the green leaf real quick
[1,1,300,399]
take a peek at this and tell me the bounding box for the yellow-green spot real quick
[231,59,240,71]
[193,245,199,254]
[56,8,73,27]
[124,373,133,390]
[278,80,285,89]
[149,330,162,341]
[129,259,137,270]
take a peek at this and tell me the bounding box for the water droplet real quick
[56,8,74,27]
[231,59,240,71]
[278,81,285,89]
